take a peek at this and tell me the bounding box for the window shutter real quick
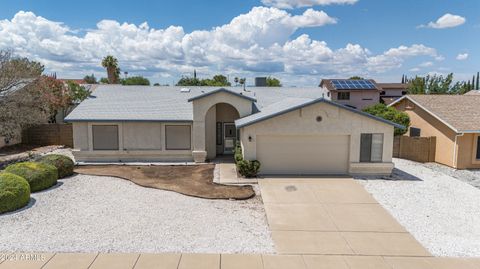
[371,134,384,162]
[360,134,372,162]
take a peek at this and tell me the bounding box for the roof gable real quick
[236,97,404,129]
[187,88,256,102]
[390,95,480,133]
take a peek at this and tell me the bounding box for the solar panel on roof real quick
[331,80,376,90]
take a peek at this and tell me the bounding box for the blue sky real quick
[0,0,478,86]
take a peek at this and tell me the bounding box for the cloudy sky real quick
[0,0,478,86]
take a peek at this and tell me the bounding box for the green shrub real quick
[234,142,260,177]
[363,103,410,136]
[37,154,74,178]
[5,162,58,192]
[0,172,31,214]
[237,160,261,178]
[234,143,243,164]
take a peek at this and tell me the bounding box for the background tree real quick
[83,74,97,84]
[0,50,48,141]
[476,72,479,90]
[406,73,473,94]
[234,77,239,86]
[176,74,231,86]
[99,77,109,84]
[121,76,150,85]
[363,104,410,136]
[67,81,91,104]
[349,76,364,80]
[266,76,281,87]
[101,56,120,84]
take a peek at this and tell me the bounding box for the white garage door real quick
[256,135,349,175]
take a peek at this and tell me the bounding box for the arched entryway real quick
[205,103,240,160]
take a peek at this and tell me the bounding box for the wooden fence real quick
[22,124,73,148]
[393,136,436,163]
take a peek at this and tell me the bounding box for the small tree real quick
[83,74,97,84]
[122,76,150,85]
[349,76,364,80]
[363,104,410,136]
[266,76,281,87]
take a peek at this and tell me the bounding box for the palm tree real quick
[101,56,119,84]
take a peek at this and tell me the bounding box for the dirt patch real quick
[74,165,255,200]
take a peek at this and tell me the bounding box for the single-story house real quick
[390,95,480,169]
[65,85,403,175]
[320,79,382,110]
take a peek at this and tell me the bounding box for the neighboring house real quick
[390,95,480,169]
[320,79,382,110]
[65,85,402,175]
[377,83,408,105]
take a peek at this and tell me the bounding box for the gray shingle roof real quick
[236,97,405,129]
[64,85,328,122]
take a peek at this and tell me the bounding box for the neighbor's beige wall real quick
[393,99,456,167]
[71,121,193,162]
[330,90,380,109]
[456,133,480,169]
[240,101,394,175]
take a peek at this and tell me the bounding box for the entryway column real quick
[192,120,207,163]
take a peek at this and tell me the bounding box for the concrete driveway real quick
[259,178,431,257]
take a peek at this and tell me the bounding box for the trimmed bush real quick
[237,159,261,178]
[37,154,74,178]
[0,172,31,214]
[234,143,243,164]
[234,142,261,178]
[5,162,58,192]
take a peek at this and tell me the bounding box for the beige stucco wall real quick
[71,121,193,162]
[72,122,89,150]
[205,103,241,159]
[239,101,394,175]
[393,99,457,167]
[191,91,252,161]
[329,90,380,110]
[455,133,480,169]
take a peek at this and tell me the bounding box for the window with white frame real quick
[92,125,119,150]
[360,133,384,162]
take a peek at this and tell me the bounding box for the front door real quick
[223,123,236,154]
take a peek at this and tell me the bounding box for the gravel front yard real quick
[360,158,480,257]
[0,174,275,254]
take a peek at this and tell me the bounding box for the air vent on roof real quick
[180,88,191,93]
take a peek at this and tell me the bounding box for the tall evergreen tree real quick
[401,74,405,84]
[476,72,479,90]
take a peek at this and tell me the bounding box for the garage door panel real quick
[256,135,349,175]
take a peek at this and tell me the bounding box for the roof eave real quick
[389,95,459,133]
[236,98,404,129]
[187,88,256,102]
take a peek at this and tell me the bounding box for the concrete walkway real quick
[1,253,480,269]
[259,178,430,256]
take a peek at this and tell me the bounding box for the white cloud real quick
[0,9,441,85]
[419,13,466,29]
[456,53,468,60]
[419,61,433,67]
[261,0,357,9]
